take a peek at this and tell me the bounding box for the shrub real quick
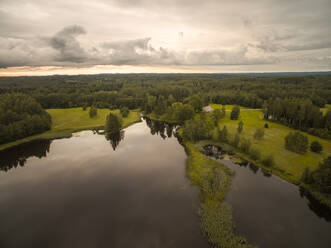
[211,127,220,142]
[89,106,98,118]
[262,155,274,167]
[211,109,225,124]
[310,141,323,153]
[82,103,88,111]
[120,106,129,117]
[230,105,240,120]
[237,121,243,133]
[240,138,251,153]
[285,132,308,154]
[250,148,261,161]
[301,167,312,184]
[232,133,240,148]
[254,128,264,140]
[219,126,228,142]
[310,156,331,193]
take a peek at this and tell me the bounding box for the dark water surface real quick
[0,119,208,248]
[221,159,331,248]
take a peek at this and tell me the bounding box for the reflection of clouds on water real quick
[0,117,205,248]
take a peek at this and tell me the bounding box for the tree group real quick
[0,94,51,144]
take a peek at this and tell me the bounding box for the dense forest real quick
[264,98,331,139]
[0,74,330,110]
[0,94,52,144]
[0,73,330,144]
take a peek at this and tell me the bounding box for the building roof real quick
[203,106,213,112]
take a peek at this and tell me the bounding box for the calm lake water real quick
[222,159,331,248]
[0,119,207,248]
[1,119,331,248]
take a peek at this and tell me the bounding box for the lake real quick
[1,119,331,248]
[0,119,207,248]
[222,158,331,248]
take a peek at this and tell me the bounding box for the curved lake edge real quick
[2,117,330,247]
[0,111,142,152]
[144,116,258,247]
[196,139,331,210]
[146,115,331,246]
[201,142,331,214]
[0,119,209,248]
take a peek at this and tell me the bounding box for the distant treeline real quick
[264,98,331,139]
[0,74,330,111]
[0,74,330,141]
[0,94,51,144]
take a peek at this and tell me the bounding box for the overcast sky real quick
[0,0,330,75]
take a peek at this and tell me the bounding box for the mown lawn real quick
[48,107,140,131]
[211,104,331,182]
[0,108,141,150]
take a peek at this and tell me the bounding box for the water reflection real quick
[299,187,331,222]
[0,140,51,171]
[0,120,207,248]
[248,163,259,174]
[105,131,125,151]
[202,143,331,248]
[144,117,177,139]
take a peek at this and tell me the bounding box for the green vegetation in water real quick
[0,107,141,151]
[184,140,257,248]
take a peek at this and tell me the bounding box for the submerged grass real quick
[184,140,257,248]
[0,108,141,150]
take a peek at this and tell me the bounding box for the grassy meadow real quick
[0,108,141,150]
[321,104,331,115]
[211,104,331,183]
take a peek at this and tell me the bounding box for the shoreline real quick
[0,111,141,151]
[146,114,331,210]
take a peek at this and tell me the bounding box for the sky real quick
[0,0,330,75]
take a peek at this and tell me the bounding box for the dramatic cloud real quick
[0,0,330,73]
[0,25,278,68]
[49,25,87,63]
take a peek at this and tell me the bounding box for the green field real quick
[0,108,141,150]
[211,104,331,183]
[321,104,331,115]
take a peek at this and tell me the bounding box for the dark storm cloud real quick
[49,25,87,63]
[0,0,330,70]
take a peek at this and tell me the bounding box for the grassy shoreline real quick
[184,140,257,247]
[145,114,257,247]
[0,108,141,151]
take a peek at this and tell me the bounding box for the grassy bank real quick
[321,104,331,114]
[211,104,331,182]
[184,139,257,248]
[0,108,141,150]
[210,104,331,207]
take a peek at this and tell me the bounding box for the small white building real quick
[203,106,213,113]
